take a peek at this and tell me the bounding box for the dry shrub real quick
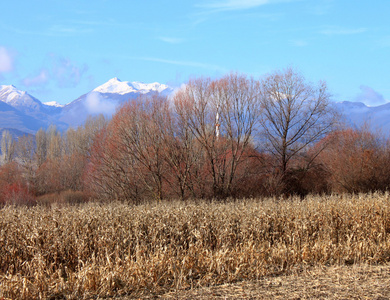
[1,193,390,299]
[36,190,89,207]
[0,162,36,207]
[0,183,36,207]
[317,128,390,193]
[59,190,89,205]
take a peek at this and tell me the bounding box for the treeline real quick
[1,68,390,205]
[0,116,107,205]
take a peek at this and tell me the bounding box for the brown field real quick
[157,263,390,299]
[1,193,390,299]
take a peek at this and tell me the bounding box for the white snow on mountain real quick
[3,78,390,137]
[0,85,29,104]
[43,101,64,108]
[131,81,171,93]
[93,77,171,95]
[0,84,43,113]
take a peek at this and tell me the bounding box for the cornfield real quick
[1,193,390,299]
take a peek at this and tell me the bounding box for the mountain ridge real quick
[0,78,174,135]
[0,78,388,136]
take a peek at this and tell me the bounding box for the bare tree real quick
[63,115,108,158]
[46,125,62,160]
[35,128,47,167]
[1,130,15,164]
[259,68,339,180]
[166,89,205,199]
[15,134,36,188]
[176,74,262,198]
[16,134,35,166]
[213,73,262,196]
[82,115,108,156]
[87,96,170,202]
[114,95,170,201]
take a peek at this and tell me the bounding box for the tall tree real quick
[87,96,170,202]
[16,134,37,191]
[113,95,170,201]
[35,128,47,167]
[46,125,62,160]
[212,73,262,196]
[1,130,14,164]
[165,89,205,199]
[259,68,338,179]
[176,74,262,198]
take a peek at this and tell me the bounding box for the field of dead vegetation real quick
[1,193,390,299]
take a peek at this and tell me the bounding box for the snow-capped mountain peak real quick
[0,84,43,112]
[0,85,27,103]
[92,78,171,95]
[131,81,170,94]
[3,77,390,137]
[44,101,64,108]
[93,78,134,95]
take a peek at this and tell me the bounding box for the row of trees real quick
[1,68,390,204]
[0,116,107,204]
[87,69,339,201]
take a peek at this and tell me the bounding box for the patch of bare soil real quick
[135,263,390,299]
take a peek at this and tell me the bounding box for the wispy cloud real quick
[84,91,118,116]
[320,27,367,36]
[0,46,15,73]
[20,54,88,89]
[49,24,93,35]
[306,0,334,15]
[158,37,184,44]
[192,0,298,26]
[3,23,93,37]
[199,0,269,10]
[136,56,227,72]
[50,55,88,88]
[196,0,299,12]
[22,69,49,87]
[355,85,387,106]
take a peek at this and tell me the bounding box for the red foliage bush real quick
[0,182,36,206]
[317,128,390,193]
[0,163,36,206]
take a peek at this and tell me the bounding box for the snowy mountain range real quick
[60,78,173,127]
[0,78,388,136]
[0,78,173,134]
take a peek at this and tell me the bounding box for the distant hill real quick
[59,78,173,127]
[0,79,173,134]
[333,101,390,134]
[1,79,389,137]
[0,128,34,140]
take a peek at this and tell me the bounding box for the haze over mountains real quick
[0,78,388,136]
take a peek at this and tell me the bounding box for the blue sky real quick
[0,0,389,105]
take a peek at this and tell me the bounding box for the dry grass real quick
[1,193,390,299]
